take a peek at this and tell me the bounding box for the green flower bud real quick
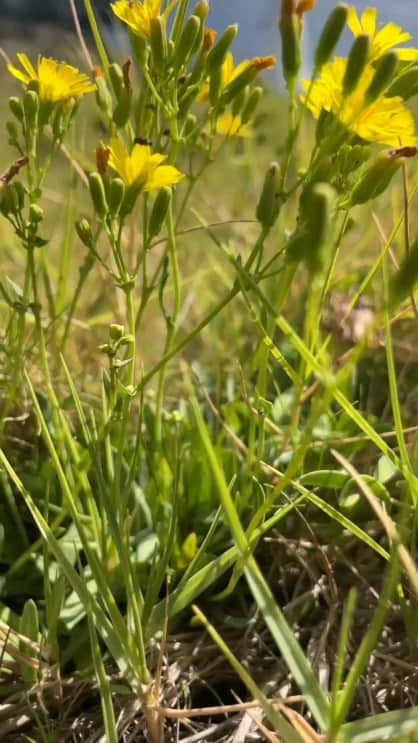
[279,12,301,87]
[148,186,172,240]
[337,143,372,176]
[348,151,403,207]
[89,172,108,218]
[343,34,371,97]
[113,91,131,128]
[23,90,39,128]
[130,31,148,68]
[109,323,124,341]
[29,204,44,224]
[287,183,337,275]
[365,52,398,104]
[108,63,124,98]
[108,177,126,216]
[241,86,263,124]
[390,237,418,307]
[314,4,348,72]
[6,120,19,145]
[209,67,223,106]
[206,25,238,74]
[95,75,113,116]
[174,15,201,69]
[178,85,200,116]
[386,65,418,100]
[2,185,19,215]
[221,65,257,105]
[9,97,24,121]
[76,217,94,247]
[150,15,167,71]
[232,85,250,117]
[14,182,26,211]
[193,0,209,22]
[256,162,282,229]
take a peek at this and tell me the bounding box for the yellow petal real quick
[359,8,377,37]
[396,48,418,61]
[347,7,364,37]
[17,52,37,79]
[145,165,185,190]
[7,63,30,84]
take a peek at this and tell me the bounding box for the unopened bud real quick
[256,162,282,229]
[148,186,172,240]
[183,113,197,137]
[221,64,257,105]
[29,204,44,224]
[343,34,371,97]
[203,28,217,52]
[287,183,336,274]
[314,4,348,72]
[76,217,94,247]
[108,178,125,216]
[113,90,131,128]
[365,52,398,104]
[150,16,167,71]
[95,75,113,116]
[209,67,223,106]
[174,15,201,69]
[89,172,108,218]
[23,90,39,128]
[130,32,148,68]
[108,63,124,98]
[193,0,209,22]
[206,25,238,73]
[348,151,404,207]
[9,97,24,121]
[232,86,250,117]
[279,11,301,87]
[109,323,124,341]
[241,86,263,123]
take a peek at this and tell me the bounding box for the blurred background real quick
[1,1,418,85]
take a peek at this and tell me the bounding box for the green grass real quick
[1,1,418,741]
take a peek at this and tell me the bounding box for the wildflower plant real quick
[2,0,418,740]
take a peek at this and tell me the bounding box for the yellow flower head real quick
[302,57,416,147]
[8,54,96,103]
[106,137,185,190]
[215,113,253,138]
[347,7,418,62]
[199,52,275,103]
[111,0,177,40]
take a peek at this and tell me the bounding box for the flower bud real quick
[221,64,257,105]
[89,172,108,218]
[203,28,217,52]
[108,178,126,216]
[348,151,404,207]
[6,120,19,146]
[209,67,223,106]
[193,0,209,22]
[23,90,39,128]
[148,186,172,240]
[256,162,282,229]
[365,52,398,104]
[113,91,131,128]
[108,63,124,99]
[130,32,148,68]
[390,237,418,307]
[287,183,336,274]
[314,4,348,72]
[150,16,167,71]
[206,25,238,74]
[95,75,113,116]
[241,86,263,124]
[343,34,371,97]
[386,65,418,100]
[14,182,25,210]
[29,204,44,224]
[232,86,250,117]
[174,15,201,69]
[279,10,301,87]
[9,97,24,121]
[76,217,94,247]
[109,323,124,341]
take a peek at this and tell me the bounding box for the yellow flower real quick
[215,113,253,138]
[302,57,416,147]
[8,54,96,103]
[111,0,177,40]
[198,52,252,103]
[347,7,418,62]
[106,137,185,190]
